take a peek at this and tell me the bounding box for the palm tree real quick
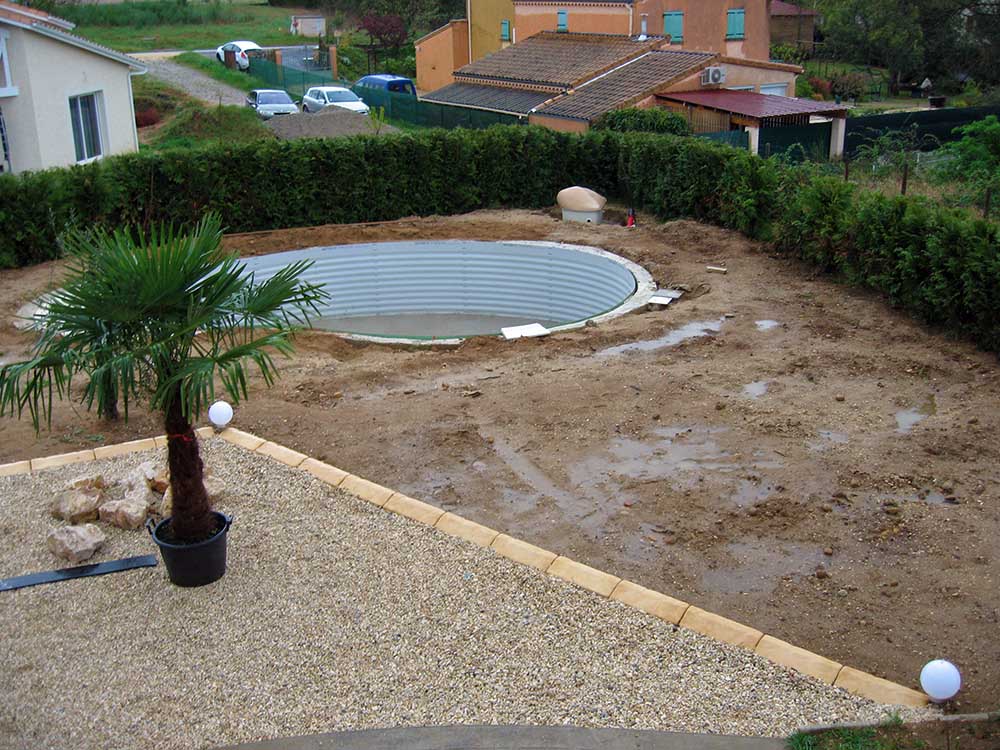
[0,214,328,542]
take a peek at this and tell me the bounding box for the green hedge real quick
[1,126,998,350]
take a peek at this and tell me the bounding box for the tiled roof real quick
[422,82,554,114]
[770,1,819,16]
[0,0,74,30]
[660,90,847,118]
[454,31,666,89]
[536,50,715,121]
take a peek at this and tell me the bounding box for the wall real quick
[469,0,516,61]
[1,27,137,173]
[527,112,588,132]
[666,60,795,94]
[770,14,814,48]
[629,0,769,60]
[513,4,630,41]
[415,20,469,92]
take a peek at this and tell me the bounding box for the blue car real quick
[354,74,416,97]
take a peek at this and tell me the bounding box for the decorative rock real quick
[47,523,105,563]
[50,487,105,524]
[13,300,47,331]
[99,484,155,529]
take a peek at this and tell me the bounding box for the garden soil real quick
[1,209,997,713]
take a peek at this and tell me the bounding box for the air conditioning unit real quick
[700,66,726,86]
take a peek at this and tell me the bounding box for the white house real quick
[0,0,146,174]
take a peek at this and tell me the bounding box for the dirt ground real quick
[265,107,399,140]
[2,210,998,714]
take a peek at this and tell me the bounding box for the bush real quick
[57,0,252,28]
[830,72,867,100]
[795,76,815,99]
[770,43,808,65]
[593,108,691,135]
[0,126,997,351]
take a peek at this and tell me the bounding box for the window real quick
[0,30,16,96]
[0,106,10,173]
[557,9,568,31]
[501,19,511,42]
[663,11,683,42]
[726,9,745,40]
[69,93,102,163]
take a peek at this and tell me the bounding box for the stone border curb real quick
[0,430,931,709]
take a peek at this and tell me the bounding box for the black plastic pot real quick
[147,512,232,587]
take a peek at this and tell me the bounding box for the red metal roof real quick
[660,90,845,119]
[770,1,819,16]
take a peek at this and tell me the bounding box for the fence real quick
[353,86,525,129]
[845,105,1000,157]
[248,58,348,100]
[760,121,832,161]
[698,130,749,149]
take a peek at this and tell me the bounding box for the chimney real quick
[637,14,648,40]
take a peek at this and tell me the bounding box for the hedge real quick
[0,127,998,351]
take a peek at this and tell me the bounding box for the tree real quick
[0,215,328,542]
[360,12,407,52]
[819,0,925,92]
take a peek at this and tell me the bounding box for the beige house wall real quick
[469,0,516,61]
[0,24,138,174]
[514,5,631,40]
[666,61,795,95]
[415,20,469,92]
[527,112,588,132]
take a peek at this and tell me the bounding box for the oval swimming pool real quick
[239,240,654,342]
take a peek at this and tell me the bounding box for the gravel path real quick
[0,439,935,750]
[143,58,246,106]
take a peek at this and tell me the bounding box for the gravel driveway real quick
[0,438,934,750]
[142,58,246,106]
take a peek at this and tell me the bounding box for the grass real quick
[132,74,193,115]
[788,716,1000,750]
[152,104,274,150]
[173,51,271,94]
[74,2,304,53]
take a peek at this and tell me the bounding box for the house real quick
[0,0,146,175]
[416,0,770,91]
[769,0,817,51]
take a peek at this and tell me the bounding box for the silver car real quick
[245,89,298,120]
[301,86,370,115]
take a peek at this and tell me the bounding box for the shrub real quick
[795,76,815,99]
[135,107,161,127]
[808,77,832,98]
[830,72,867,100]
[593,108,691,135]
[770,43,808,65]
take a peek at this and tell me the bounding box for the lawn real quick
[173,51,272,93]
[74,2,305,53]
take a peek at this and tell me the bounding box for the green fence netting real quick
[760,121,832,161]
[248,58,350,100]
[698,130,750,149]
[844,105,1000,157]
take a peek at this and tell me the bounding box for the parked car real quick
[301,86,370,115]
[354,74,417,96]
[215,40,262,71]
[245,89,298,119]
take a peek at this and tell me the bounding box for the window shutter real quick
[557,10,568,31]
[501,19,511,41]
[726,9,745,40]
[663,12,683,42]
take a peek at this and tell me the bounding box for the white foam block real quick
[501,323,551,340]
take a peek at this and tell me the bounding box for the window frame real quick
[68,91,104,164]
[0,30,17,97]
[663,11,683,43]
[726,8,745,40]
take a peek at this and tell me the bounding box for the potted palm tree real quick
[0,214,327,586]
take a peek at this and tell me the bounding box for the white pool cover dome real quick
[239,240,654,343]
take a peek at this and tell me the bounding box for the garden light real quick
[920,659,961,702]
[208,400,233,429]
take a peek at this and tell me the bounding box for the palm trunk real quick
[164,384,214,542]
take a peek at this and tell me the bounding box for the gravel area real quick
[265,107,398,140]
[0,439,935,749]
[143,58,246,106]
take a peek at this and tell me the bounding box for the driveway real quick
[136,55,246,107]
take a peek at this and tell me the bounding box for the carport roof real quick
[660,90,847,119]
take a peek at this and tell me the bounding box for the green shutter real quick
[663,11,683,42]
[557,10,568,31]
[726,9,745,40]
[501,19,510,41]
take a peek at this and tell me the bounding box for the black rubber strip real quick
[0,554,158,591]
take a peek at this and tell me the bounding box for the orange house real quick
[416,0,770,91]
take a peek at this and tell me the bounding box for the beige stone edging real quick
[0,429,929,709]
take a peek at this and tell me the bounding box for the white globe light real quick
[920,659,961,702]
[208,400,234,428]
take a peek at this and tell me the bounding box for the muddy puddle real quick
[743,380,769,399]
[808,429,850,452]
[596,319,725,357]
[696,540,828,595]
[895,394,937,433]
[755,320,780,331]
